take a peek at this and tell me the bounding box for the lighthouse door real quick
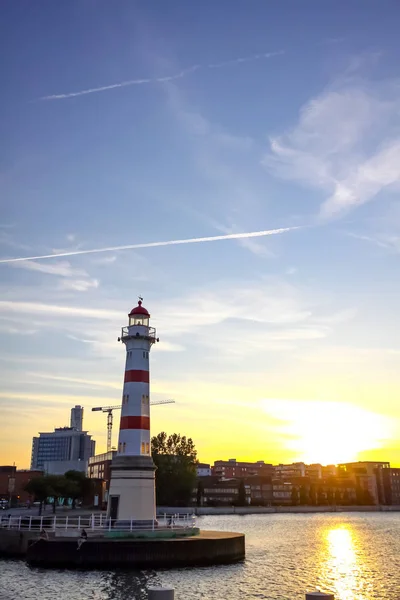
[109,496,119,521]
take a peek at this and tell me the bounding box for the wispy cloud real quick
[263,75,400,219]
[13,260,87,277]
[38,51,283,101]
[346,231,400,253]
[0,301,120,320]
[0,226,301,264]
[12,259,99,292]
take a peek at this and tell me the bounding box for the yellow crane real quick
[92,399,175,452]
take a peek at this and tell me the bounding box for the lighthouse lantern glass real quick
[129,315,149,327]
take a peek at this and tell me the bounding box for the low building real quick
[381,467,400,505]
[43,459,88,475]
[212,459,273,479]
[274,462,306,479]
[88,451,116,507]
[389,468,400,505]
[337,462,391,505]
[0,466,17,503]
[321,465,337,478]
[305,464,322,480]
[197,463,212,477]
[0,467,44,506]
[196,475,272,506]
[272,480,292,504]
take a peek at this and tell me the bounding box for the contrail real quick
[39,51,284,101]
[0,226,300,264]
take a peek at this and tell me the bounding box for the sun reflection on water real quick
[320,526,374,600]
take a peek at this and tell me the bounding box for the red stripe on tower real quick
[124,370,149,383]
[120,416,150,430]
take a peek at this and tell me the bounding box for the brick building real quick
[212,459,273,479]
[196,475,272,506]
[0,466,44,505]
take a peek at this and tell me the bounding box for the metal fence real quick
[0,512,196,533]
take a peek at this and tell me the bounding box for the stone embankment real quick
[158,504,400,516]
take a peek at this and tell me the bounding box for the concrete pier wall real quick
[26,531,245,568]
[0,530,41,557]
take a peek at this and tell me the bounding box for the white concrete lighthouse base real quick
[107,455,156,524]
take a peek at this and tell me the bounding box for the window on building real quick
[123,443,126,453]
[145,443,149,454]
[141,442,146,454]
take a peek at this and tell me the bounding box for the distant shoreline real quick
[158,505,400,516]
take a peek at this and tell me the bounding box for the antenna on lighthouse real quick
[138,295,143,303]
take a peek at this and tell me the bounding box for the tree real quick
[196,479,204,507]
[65,470,93,508]
[334,489,342,505]
[309,484,316,506]
[24,477,50,515]
[45,475,68,514]
[362,489,374,505]
[151,432,197,507]
[317,488,326,505]
[299,485,308,505]
[237,480,246,506]
[355,484,364,505]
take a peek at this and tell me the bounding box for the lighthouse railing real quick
[0,513,196,534]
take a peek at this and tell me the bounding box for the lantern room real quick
[128,299,150,327]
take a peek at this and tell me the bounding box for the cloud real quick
[321,140,400,219]
[38,51,283,101]
[0,300,121,320]
[347,231,400,253]
[154,278,353,339]
[0,225,300,263]
[13,260,87,277]
[59,278,99,292]
[263,77,400,219]
[12,259,99,292]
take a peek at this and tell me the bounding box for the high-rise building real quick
[70,405,83,431]
[30,406,95,474]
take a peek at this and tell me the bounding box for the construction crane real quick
[92,399,175,452]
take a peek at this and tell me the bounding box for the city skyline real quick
[2,1,400,468]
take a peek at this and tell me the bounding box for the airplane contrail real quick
[39,51,284,101]
[0,226,300,264]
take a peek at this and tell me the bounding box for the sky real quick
[1,0,400,469]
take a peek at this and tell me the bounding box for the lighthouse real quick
[107,298,159,524]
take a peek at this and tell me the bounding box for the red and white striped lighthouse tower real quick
[107,298,159,524]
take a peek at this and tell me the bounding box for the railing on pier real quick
[0,512,196,533]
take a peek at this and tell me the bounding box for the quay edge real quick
[25,530,245,568]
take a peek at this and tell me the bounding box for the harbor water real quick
[1,513,399,600]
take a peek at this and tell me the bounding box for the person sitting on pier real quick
[39,529,48,541]
[77,528,88,550]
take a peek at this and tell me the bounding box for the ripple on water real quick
[0,513,399,600]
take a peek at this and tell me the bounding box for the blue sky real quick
[2,0,400,467]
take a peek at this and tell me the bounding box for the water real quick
[1,513,399,600]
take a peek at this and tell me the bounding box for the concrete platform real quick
[25,530,245,568]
